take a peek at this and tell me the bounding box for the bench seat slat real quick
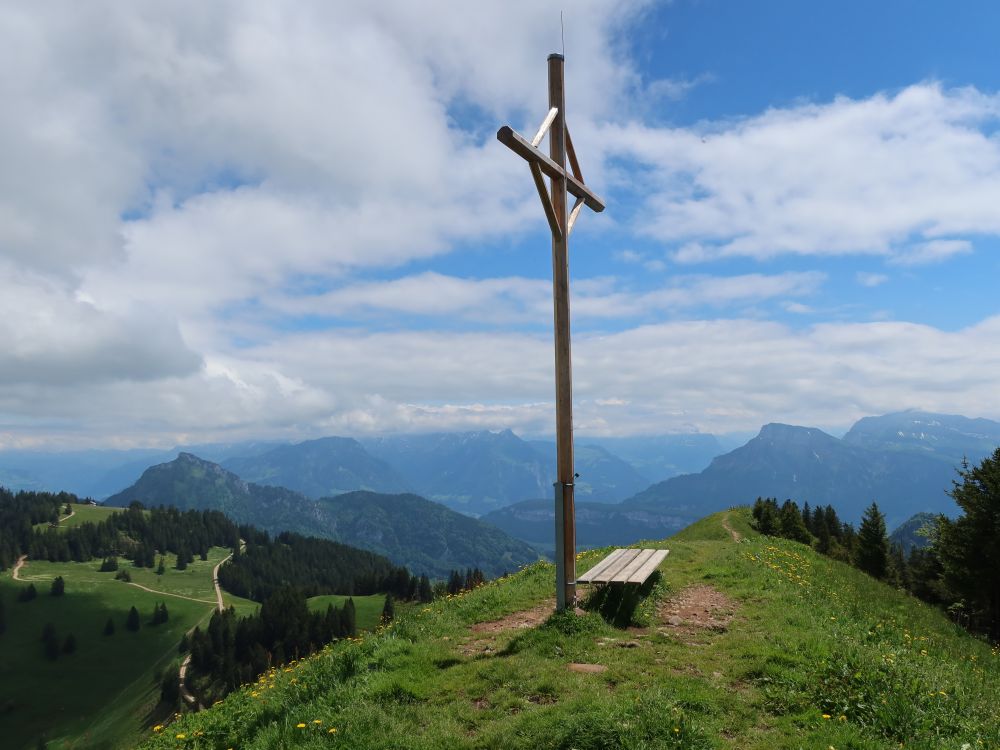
[576,548,628,583]
[577,547,669,585]
[610,548,658,583]
[627,549,669,583]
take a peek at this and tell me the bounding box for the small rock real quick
[667,615,683,626]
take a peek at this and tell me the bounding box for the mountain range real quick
[104,452,538,578]
[486,411,1000,548]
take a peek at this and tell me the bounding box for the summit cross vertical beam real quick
[497,54,605,611]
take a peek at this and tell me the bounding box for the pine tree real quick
[418,574,433,603]
[126,606,141,632]
[343,597,356,636]
[855,501,890,580]
[41,623,59,660]
[103,617,115,636]
[381,594,395,625]
[19,583,37,602]
[156,557,166,575]
[779,500,812,544]
[50,576,65,597]
[936,449,1000,637]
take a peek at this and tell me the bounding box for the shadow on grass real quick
[581,571,662,629]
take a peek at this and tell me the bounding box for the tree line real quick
[751,447,1000,639]
[178,589,356,705]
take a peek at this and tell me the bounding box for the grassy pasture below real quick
[307,593,386,632]
[0,547,256,750]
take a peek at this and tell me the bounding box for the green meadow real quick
[0,547,256,750]
[138,509,1000,750]
[307,593,386,632]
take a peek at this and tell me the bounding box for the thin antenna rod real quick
[560,11,565,57]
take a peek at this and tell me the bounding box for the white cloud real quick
[856,272,889,287]
[604,83,1000,263]
[889,239,973,266]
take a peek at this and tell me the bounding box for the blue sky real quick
[1,1,999,448]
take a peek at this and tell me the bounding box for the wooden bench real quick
[576,548,669,585]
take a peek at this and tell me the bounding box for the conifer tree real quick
[936,449,1000,637]
[103,617,115,636]
[126,606,141,632]
[50,576,65,597]
[855,502,890,579]
[344,597,356,636]
[381,593,395,625]
[779,500,812,544]
[418,574,433,603]
[156,557,166,575]
[41,623,59,660]
[19,583,37,602]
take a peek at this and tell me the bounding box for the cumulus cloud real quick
[604,83,1000,263]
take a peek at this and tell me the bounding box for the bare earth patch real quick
[657,584,738,638]
[460,599,555,656]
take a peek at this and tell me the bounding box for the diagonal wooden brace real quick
[497,125,605,213]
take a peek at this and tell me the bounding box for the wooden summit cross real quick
[497,54,605,611]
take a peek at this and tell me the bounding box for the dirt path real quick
[460,599,555,656]
[658,584,738,639]
[212,551,234,612]
[11,555,27,580]
[721,512,742,542]
[177,545,238,711]
[124,581,215,604]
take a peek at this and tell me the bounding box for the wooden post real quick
[548,53,576,610]
[496,54,604,613]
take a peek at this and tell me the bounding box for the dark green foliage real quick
[99,556,119,572]
[151,602,168,626]
[187,588,356,702]
[445,567,485,595]
[381,593,395,624]
[418,574,433,603]
[62,633,76,654]
[50,576,65,597]
[18,583,37,602]
[219,530,415,603]
[0,595,5,634]
[936,449,1000,637]
[0,488,75,571]
[41,623,59,660]
[155,556,165,575]
[159,669,179,706]
[855,502,890,579]
[126,606,140,632]
[751,497,780,534]
[103,617,115,636]
[779,500,812,543]
[114,568,131,582]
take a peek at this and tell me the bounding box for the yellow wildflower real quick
[176,734,186,739]
[152,725,163,733]
[821,714,831,719]
[328,727,338,733]
[296,722,306,728]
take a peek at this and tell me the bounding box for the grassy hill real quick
[0,547,258,750]
[134,509,999,749]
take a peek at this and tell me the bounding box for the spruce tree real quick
[344,598,356,636]
[855,501,890,579]
[103,617,115,636]
[381,594,395,625]
[126,606,141,632]
[41,623,59,660]
[19,583,37,602]
[156,557,165,575]
[50,576,65,597]
[418,574,433,603]
[936,449,1000,637]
